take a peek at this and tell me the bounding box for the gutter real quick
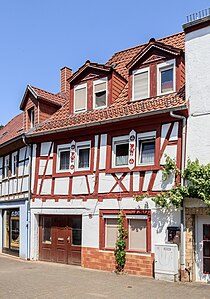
[169,111,187,278]
[22,135,32,260]
[27,105,187,139]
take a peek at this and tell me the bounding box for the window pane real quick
[129,219,147,251]
[78,148,90,168]
[95,82,106,93]
[95,90,106,108]
[42,217,52,244]
[60,150,70,170]
[161,68,173,93]
[75,87,86,111]
[203,225,210,240]
[105,218,118,248]
[134,71,148,100]
[204,258,210,273]
[140,140,155,164]
[116,143,129,166]
[72,217,82,246]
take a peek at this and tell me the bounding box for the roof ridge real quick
[107,31,184,58]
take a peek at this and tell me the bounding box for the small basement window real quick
[112,136,129,167]
[94,78,107,109]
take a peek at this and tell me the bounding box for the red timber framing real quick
[32,113,184,202]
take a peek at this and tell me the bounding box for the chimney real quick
[60,66,72,94]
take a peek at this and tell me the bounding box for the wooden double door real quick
[39,215,82,265]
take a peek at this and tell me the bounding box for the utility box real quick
[155,244,179,282]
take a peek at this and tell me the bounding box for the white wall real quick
[185,25,210,164]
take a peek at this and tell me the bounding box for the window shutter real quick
[75,87,86,111]
[95,82,106,93]
[134,71,148,100]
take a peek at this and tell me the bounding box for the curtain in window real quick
[134,71,148,100]
[161,68,173,93]
[60,150,70,170]
[116,143,129,166]
[78,148,90,168]
[140,141,155,164]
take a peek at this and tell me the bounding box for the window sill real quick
[99,248,151,256]
[53,170,93,177]
[106,165,159,173]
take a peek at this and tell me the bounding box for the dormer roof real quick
[20,85,66,110]
[126,39,183,69]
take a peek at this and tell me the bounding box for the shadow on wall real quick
[152,208,181,242]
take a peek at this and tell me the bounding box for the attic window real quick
[28,108,35,128]
[93,78,107,109]
[74,83,87,113]
[132,67,150,101]
[157,59,176,95]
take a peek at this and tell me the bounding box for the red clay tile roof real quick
[31,86,66,106]
[106,32,185,79]
[29,32,186,136]
[0,113,24,146]
[31,85,186,135]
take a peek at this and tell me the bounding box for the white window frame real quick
[11,151,18,177]
[136,131,156,166]
[157,59,176,96]
[57,144,71,173]
[74,83,87,113]
[75,140,91,171]
[112,135,129,168]
[4,155,10,178]
[93,77,108,109]
[132,67,150,101]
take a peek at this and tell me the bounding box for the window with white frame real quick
[74,83,87,113]
[127,215,147,251]
[11,152,18,176]
[132,67,150,101]
[112,135,129,167]
[57,145,71,171]
[76,141,91,170]
[137,131,156,165]
[94,78,107,109]
[157,59,175,95]
[4,155,10,178]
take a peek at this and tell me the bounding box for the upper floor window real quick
[93,78,107,109]
[57,144,70,172]
[132,67,150,101]
[76,141,91,171]
[28,108,35,128]
[137,131,156,165]
[157,59,176,95]
[12,152,18,176]
[112,135,129,168]
[74,83,87,113]
[4,155,10,178]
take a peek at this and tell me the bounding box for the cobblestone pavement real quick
[0,254,210,299]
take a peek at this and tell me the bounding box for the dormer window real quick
[93,78,107,109]
[157,59,176,95]
[29,108,35,128]
[132,67,149,101]
[74,83,87,113]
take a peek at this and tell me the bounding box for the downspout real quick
[22,134,32,260]
[169,111,187,280]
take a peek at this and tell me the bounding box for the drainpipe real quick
[22,134,32,260]
[169,111,187,279]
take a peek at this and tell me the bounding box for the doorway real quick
[2,209,20,256]
[39,215,82,265]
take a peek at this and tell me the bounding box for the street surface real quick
[0,254,209,299]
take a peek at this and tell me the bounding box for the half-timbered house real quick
[0,82,67,258]
[26,32,187,276]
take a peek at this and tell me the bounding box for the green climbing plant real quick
[114,211,127,273]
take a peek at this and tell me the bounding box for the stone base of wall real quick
[81,247,154,277]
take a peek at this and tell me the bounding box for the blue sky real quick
[0,0,209,125]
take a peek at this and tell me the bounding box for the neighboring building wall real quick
[185,25,210,164]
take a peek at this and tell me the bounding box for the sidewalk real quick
[0,254,209,299]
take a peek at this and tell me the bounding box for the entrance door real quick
[196,216,210,282]
[39,215,82,265]
[2,209,20,256]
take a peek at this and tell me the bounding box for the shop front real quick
[0,200,29,259]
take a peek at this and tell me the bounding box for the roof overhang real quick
[20,85,38,110]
